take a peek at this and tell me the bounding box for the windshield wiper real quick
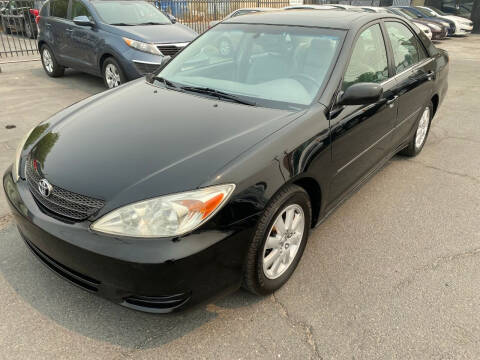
[179,86,256,106]
[137,22,166,25]
[110,22,135,26]
[152,76,178,89]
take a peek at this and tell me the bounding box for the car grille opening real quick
[25,157,105,222]
[22,234,100,292]
[156,43,187,57]
[133,61,161,75]
[123,292,191,311]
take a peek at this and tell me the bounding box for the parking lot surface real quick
[0,36,479,359]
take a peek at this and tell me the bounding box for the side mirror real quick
[337,83,383,106]
[167,13,176,23]
[73,15,94,27]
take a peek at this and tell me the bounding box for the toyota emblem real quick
[38,179,53,198]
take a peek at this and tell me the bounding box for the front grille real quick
[156,43,187,56]
[133,61,161,75]
[25,158,105,221]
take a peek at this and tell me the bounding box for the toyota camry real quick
[3,9,448,313]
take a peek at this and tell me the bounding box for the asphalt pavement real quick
[0,36,479,359]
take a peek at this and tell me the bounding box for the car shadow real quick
[0,223,261,349]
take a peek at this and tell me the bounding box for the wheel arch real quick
[431,93,439,117]
[287,176,323,228]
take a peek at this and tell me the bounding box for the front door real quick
[66,0,99,71]
[328,22,398,205]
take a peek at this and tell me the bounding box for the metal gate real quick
[0,0,42,58]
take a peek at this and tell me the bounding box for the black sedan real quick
[3,10,449,313]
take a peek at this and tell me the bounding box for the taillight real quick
[35,15,41,24]
[29,8,39,16]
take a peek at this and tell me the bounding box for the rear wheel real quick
[41,45,65,77]
[102,57,126,89]
[1,18,11,34]
[24,20,34,39]
[243,184,311,295]
[399,101,433,157]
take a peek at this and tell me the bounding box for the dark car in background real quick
[4,10,448,313]
[37,0,197,88]
[392,6,456,35]
[388,7,448,40]
[1,0,45,38]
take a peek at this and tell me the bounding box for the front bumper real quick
[3,167,255,313]
[117,49,165,81]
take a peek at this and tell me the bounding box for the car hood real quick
[106,23,197,43]
[28,80,300,214]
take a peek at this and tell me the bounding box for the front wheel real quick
[102,57,126,89]
[399,101,433,157]
[243,184,311,295]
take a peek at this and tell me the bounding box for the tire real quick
[41,45,65,77]
[24,20,34,39]
[1,18,11,34]
[399,101,433,157]
[102,57,126,89]
[243,184,312,295]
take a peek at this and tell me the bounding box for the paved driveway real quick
[0,36,479,359]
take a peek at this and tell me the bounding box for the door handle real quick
[386,95,398,107]
[66,28,73,32]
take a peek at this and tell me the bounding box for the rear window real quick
[50,0,68,18]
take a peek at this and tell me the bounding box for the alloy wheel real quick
[105,64,121,88]
[42,48,53,73]
[262,204,305,280]
[415,106,430,149]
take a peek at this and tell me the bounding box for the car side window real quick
[71,0,91,20]
[342,24,389,90]
[50,0,68,18]
[385,22,428,74]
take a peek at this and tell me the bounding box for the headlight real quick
[91,184,236,238]
[12,126,35,182]
[123,37,161,56]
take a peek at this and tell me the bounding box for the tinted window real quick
[50,0,67,18]
[71,0,91,19]
[343,24,388,90]
[385,22,427,74]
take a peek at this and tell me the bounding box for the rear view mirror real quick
[166,13,176,23]
[337,83,383,106]
[73,15,94,27]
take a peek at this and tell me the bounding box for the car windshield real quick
[93,1,170,25]
[398,8,420,19]
[416,7,436,17]
[428,6,447,15]
[157,24,345,109]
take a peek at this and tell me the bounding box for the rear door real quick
[47,0,70,62]
[384,21,435,146]
[328,23,398,204]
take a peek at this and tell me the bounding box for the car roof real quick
[224,9,394,30]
